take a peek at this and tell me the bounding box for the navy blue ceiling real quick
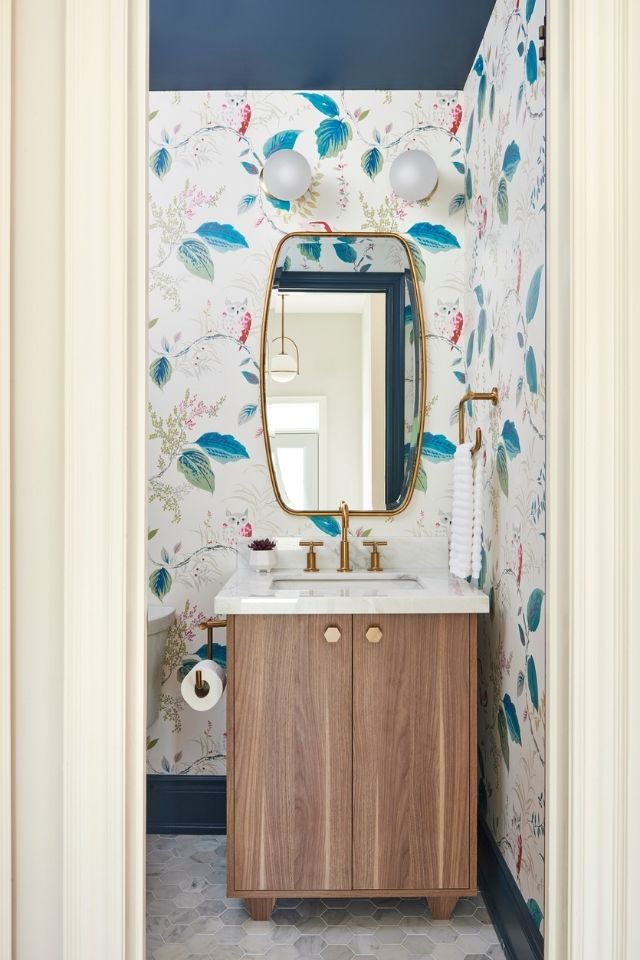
[150,0,496,91]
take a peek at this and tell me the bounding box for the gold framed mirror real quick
[260,231,426,517]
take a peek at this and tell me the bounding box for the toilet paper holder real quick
[194,618,227,698]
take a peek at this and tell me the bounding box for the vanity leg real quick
[245,897,276,920]
[427,896,458,921]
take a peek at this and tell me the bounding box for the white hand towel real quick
[449,442,473,579]
[471,447,485,579]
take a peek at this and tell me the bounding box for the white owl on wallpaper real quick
[221,91,252,137]
[432,91,463,136]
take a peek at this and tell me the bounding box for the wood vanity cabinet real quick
[226,613,477,921]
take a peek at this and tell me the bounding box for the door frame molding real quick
[3,0,640,957]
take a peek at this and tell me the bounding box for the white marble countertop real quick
[213,566,489,616]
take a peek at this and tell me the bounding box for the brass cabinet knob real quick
[366,625,383,644]
[362,541,387,572]
[324,626,341,643]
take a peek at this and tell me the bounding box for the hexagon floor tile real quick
[146,835,507,960]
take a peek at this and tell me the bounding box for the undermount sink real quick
[271,573,422,592]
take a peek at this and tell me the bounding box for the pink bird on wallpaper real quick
[221,92,252,138]
[433,298,464,347]
[450,102,463,136]
[308,220,334,232]
[238,310,252,346]
[451,310,464,345]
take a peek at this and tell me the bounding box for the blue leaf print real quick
[526,41,538,83]
[474,285,484,306]
[149,355,172,389]
[311,515,341,537]
[177,239,214,281]
[497,177,509,224]
[241,370,259,385]
[193,642,227,670]
[474,54,484,76]
[241,161,259,175]
[406,240,426,282]
[502,141,521,181]
[452,161,466,175]
[527,900,544,929]
[465,168,473,201]
[361,146,383,180]
[527,655,539,711]
[526,0,536,21]
[315,118,352,158]
[466,330,475,367]
[526,265,544,322]
[465,110,474,152]
[526,346,538,394]
[453,370,466,384]
[502,420,521,459]
[489,333,495,370]
[478,308,487,353]
[177,449,215,494]
[265,193,291,211]
[527,588,545,631]
[478,73,487,122]
[238,403,257,425]
[195,432,249,463]
[298,240,321,262]
[194,221,248,252]
[149,567,172,601]
[422,432,456,462]
[407,222,460,253]
[449,193,465,215]
[149,147,171,179]
[333,242,357,264]
[296,92,340,117]
[237,194,257,214]
[496,443,509,496]
[263,129,302,158]
[502,694,522,745]
[517,40,525,57]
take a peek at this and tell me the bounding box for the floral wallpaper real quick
[463,0,546,935]
[147,89,471,775]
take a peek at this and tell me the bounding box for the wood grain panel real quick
[232,615,352,892]
[353,614,470,891]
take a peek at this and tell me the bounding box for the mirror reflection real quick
[262,233,425,515]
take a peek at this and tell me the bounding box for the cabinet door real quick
[353,614,471,891]
[232,615,352,892]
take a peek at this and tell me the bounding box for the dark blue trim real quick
[150,0,497,92]
[478,817,544,960]
[147,774,226,835]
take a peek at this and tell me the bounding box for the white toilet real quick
[147,604,175,727]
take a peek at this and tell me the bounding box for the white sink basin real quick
[271,573,422,594]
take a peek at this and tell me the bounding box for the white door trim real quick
[0,0,13,956]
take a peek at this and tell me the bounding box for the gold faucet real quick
[338,501,352,572]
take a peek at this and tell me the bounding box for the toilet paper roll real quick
[181,659,226,711]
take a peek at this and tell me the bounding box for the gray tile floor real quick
[147,835,506,960]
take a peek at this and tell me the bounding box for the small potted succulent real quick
[248,538,277,573]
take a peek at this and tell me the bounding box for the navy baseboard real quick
[147,774,226,835]
[478,818,544,960]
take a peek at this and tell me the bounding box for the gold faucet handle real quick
[362,540,387,572]
[299,540,323,573]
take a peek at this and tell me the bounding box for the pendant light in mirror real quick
[269,294,299,383]
[262,149,312,202]
[390,149,439,203]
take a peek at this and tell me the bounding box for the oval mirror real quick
[260,232,426,516]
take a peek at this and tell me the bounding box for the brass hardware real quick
[194,618,227,695]
[338,501,351,572]
[363,540,387,572]
[259,231,427,521]
[324,626,341,643]
[457,388,498,454]
[299,540,323,572]
[366,625,383,644]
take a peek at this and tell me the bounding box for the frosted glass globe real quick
[262,149,312,202]
[270,351,298,383]
[390,150,439,203]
